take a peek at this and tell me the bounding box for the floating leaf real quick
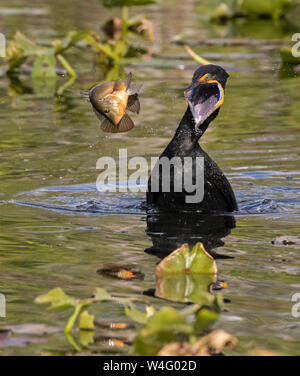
[93,287,112,301]
[79,310,95,331]
[125,303,155,324]
[34,288,77,310]
[156,242,217,277]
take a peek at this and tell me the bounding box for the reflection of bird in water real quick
[147,65,237,213]
[145,212,235,260]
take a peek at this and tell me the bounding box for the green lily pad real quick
[155,274,215,303]
[156,242,217,277]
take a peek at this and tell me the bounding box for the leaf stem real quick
[184,44,211,65]
[65,303,83,334]
[56,53,77,78]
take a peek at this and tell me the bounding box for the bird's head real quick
[184,64,229,132]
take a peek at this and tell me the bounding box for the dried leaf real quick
[158,330,238,356]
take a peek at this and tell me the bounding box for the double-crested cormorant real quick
[147,64,238,213]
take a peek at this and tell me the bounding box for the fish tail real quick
[127,93,140,114]
[127,83,142,96]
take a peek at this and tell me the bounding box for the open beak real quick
[184,80,224,128]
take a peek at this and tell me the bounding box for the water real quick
[0,0,300,355]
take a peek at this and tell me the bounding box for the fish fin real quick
[116,113,134,133]
[127,94,140,114]
[80,90,90,101]
[100,118,119,133]
[93,108,106,122]
[124,72,132,91]
[128,83,142,96]
[113,78,123,91]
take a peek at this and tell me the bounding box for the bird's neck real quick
[168,107,213,155]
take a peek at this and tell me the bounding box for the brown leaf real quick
[158,330,238,356]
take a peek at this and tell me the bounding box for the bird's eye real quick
[205,74,211,81]
[104,109,110,113]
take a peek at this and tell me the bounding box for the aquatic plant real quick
[280,46,300,65]
[6,31,89,78]
[210,0,297,23]
[35,287,114,335]
[102,0,155,41]
[154,243,217,303]
[3,0,156,95]
[35,242,231,355]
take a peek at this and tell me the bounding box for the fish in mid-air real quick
[81,73,141,133]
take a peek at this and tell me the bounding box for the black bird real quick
[147,64,238,213]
